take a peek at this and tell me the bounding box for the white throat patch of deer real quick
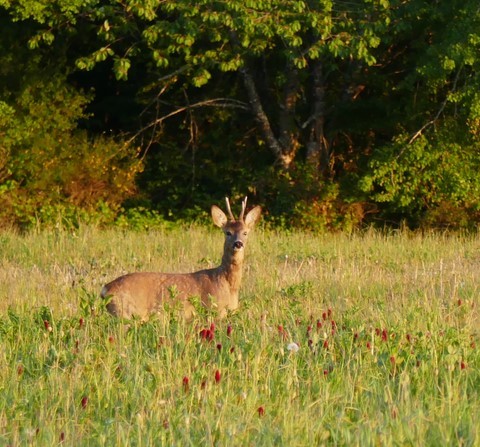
[101,197,261,320]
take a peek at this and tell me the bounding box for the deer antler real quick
[225,197,235,221]
[239,196,248,221]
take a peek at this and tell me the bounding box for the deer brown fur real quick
[101,197,261,320]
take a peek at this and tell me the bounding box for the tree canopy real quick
[1,0,480,229]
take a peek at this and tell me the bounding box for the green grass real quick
[0,226,479,446]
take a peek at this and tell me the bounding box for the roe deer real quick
[101,197,261,320]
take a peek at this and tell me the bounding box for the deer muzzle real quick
[233,240,244,250]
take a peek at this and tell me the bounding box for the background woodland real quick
[1,0,480,230]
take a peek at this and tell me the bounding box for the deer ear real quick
[211,205,228,228]
[244,206,262,228]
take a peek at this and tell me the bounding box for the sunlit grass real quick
[0,226,478,445]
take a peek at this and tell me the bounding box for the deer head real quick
[211,197,262,265]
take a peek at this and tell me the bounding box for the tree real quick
[2,0,480,229]
[359,0,480,227]
[2,0,390,171]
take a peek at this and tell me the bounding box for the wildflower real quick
[199,328,214,342]
[59,432,65,443]
[81,396,88,409]
[215,370,221,383]
[316,320,322,330]
[381,329,388,342]
[227,325,233,337]
[79,318,85,328]
[287,342,300,353]
[216,343,222,351]
[44,320,52,332]
[323,340,328,349]
[108,336,115,344]
[460,361,466,370]
[182,376,189,391]
[199,328,208,339]
[257,406,265,417]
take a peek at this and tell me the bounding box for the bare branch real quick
[239,66,288,165]
[408,68,462,145]
[126,98,250,149]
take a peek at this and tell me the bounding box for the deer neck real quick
[219,251,244,292]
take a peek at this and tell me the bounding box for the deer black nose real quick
[233,241,244,250]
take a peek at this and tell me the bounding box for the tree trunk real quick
[278,67,301,164]
[240,66,298,170]
[306,61,330,176]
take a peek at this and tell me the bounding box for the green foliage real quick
[361,131,480,223]
[261,165,365,232]
[358,0,480,228]
[0,85,142,227]
[0,68,141,228]
[113,207,168,231]
[1,0,480,229]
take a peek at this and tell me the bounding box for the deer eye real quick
[226,231,232,236]
[243,232,248,236]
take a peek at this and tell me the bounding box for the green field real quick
[0,227,478,446]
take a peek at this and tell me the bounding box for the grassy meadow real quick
[0,225,479,446]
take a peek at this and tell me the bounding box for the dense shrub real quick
[0,77,141,228]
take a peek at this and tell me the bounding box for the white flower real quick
[287,342,300,353]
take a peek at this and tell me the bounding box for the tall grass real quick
[0,226,478,445]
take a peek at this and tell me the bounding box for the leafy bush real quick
[261,165,366,232]
[360,131,480,228]
[0,76,141,228]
